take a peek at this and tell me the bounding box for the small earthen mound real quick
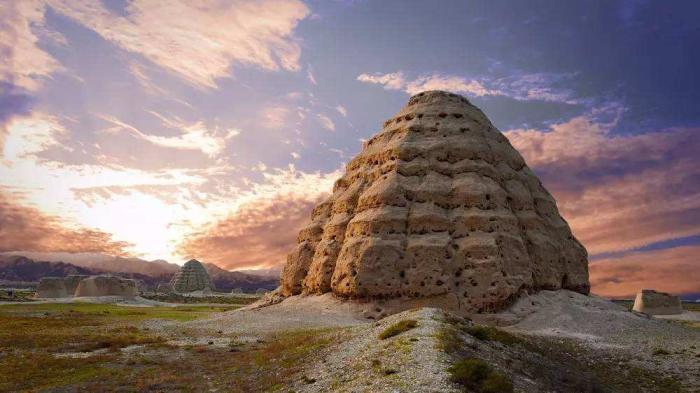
[279,90,589,315]
[36,277,69,298]
[170,259,215,294]
[632,289,682,315]
[74,275,139,298]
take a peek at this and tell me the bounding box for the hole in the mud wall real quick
[436,280,444,286]
[399,270,405,278]
[351,270,357,276]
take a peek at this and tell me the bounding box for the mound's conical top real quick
[280,91,589,313]
[170,259,215,293]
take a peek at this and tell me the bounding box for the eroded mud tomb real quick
[280,91,590,313]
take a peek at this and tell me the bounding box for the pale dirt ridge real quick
[280,90,589,315]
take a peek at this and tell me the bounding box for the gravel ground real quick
[178,293,367,335]
[142,290,700,392]
[287,308,460,393]
[496,290,700,391]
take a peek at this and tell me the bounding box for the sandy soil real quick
[181,293,367,335]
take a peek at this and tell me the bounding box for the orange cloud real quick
[0,189,132,255]
[590,246,700,298]
[505,115,700,255]
[176,165,340,270]
[177,194,325,270]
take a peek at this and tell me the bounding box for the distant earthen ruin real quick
[279,91,589,314]
[170,259,215,294]
[74,275,138,298]
[36,275,137,298]
[632,289,682,315]
[36,275,86,298]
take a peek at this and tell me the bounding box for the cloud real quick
[306,65,317,85]
[0,83,35,155]
[2,111,65,163]
[316,113,336,131]
[0,188,132,255]
[357,71,576,103]
[259,105,293,130]
[589,245,700,298]
[177,166,340,269]
[357,72,406,90]
[0,1,63,92]
[335,105,348,117]
[505,111,700,255]
[46,0,310,89]
[98,113,238,159]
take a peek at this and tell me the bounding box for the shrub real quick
[464,325,522,346]
[481,372,514,393]
[448,358,513,393]
[378,319,418,340]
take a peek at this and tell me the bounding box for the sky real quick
[1,0,699,298]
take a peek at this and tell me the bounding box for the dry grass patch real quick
[379,319,418,339]
[464,325,523,346]
[448,358,513,393]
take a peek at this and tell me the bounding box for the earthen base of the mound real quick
[253,290,551,320]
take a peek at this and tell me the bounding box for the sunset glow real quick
[1,0,699,298]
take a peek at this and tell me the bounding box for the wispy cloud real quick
[2,111,65,162]
[46,0,310,89]
[316,113,336,131]
[98,113,238,159]
[306,65,317,85]
[259,105,293,130]
[357,71,577,103]
[335,105,348,117]
[0,1,63,92]
[590,245,700,298]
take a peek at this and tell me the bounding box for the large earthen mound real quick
[74,275,138,298]
[632,289,682,315]
[170,259,215,293]
[279,91,589,313]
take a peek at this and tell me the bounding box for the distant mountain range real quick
[0,254,278,292]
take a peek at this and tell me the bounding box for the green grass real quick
[0,302,344,392]
[141,293,259,305]
[0,303,240,322]
[0,289,36,302]
[448,358,513,393]
[378,319,418,340]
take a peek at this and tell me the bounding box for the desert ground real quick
[0,291,698,393]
